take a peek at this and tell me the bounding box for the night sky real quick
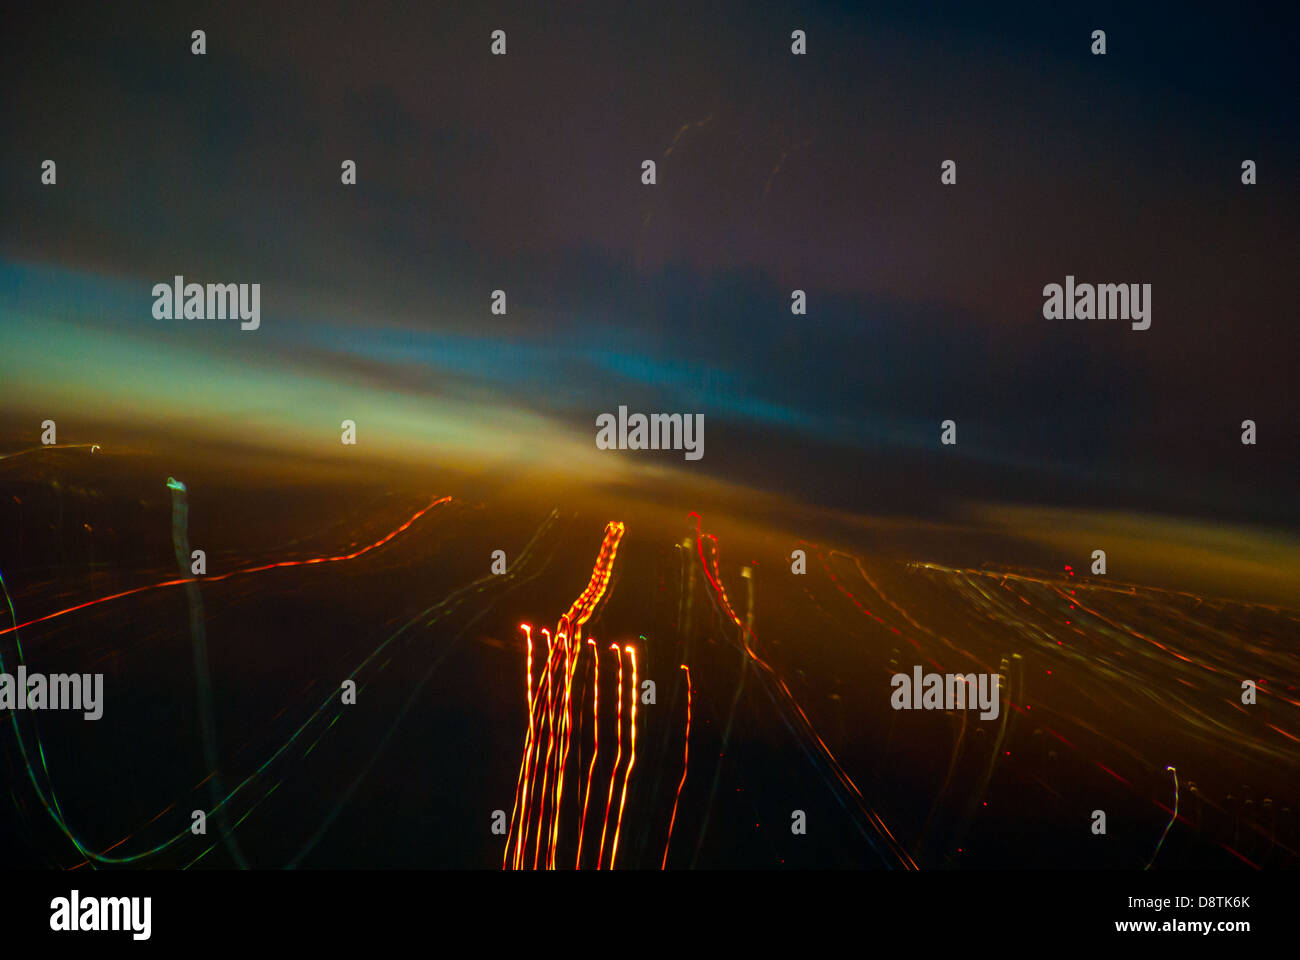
[3,0,1298,528]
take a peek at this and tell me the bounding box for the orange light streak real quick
[0,495,454,638]
[574,638,600,868]
[661,664,691,869]
[608,644,637,868]
[503,624,535,870]
[504,521,626,870]
[532,629,560,870]
[596,642,623,870]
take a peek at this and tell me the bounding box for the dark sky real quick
[2,0,1297,526]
